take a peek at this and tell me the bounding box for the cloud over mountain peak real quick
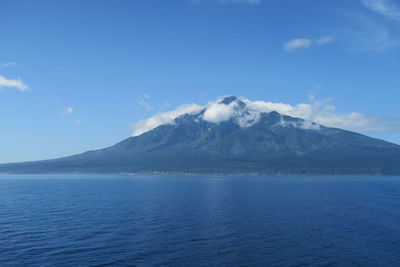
[131,96,395,137]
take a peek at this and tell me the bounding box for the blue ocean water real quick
[1,175,400,266]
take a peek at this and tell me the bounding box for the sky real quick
[1,0,400,163]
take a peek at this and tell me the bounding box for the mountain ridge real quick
[1,96,400,175]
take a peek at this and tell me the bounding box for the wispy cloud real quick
[138,94,154,111]
[361,0,400,20]
[357,0,400,50]
[315,36,334,45]
[59,107,82,125]
[132,104,203,136]
[283,36,333,52]
[139,101,154,111]
[318,1,400,52]
[283,38,312,52]
[0,75,29,91]
[0,62,17,68]
[131,96,397,136]
[338,12,400,52]
[61,107,74,115]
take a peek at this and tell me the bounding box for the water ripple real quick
[1,175,400,266]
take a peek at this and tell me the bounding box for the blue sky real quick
[1,0,400,163]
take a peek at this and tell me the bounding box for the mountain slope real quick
[1,97,400,175]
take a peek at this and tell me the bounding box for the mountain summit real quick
[1,96,400,175]
[219,96,239,105]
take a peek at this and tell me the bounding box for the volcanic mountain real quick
[1,96,400,175]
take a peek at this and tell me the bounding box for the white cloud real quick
[61,107,74,115]
[137,94,154,111]
[283,38,312,51]
[203,101,239,123]
[361,0,400,20]
[139,100,154,111]
[132,104,204,136]
[283,37,334,52]
[0,75,28,91]
[0,62,17,68]
[131,96,397,136]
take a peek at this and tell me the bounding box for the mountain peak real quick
[2,95,400,175]
[218,96,246,110]
[132,96,323,137]
[219,96,238,105]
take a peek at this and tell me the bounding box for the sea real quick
[1,175,400,266]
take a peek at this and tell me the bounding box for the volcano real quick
[1,96,400,175]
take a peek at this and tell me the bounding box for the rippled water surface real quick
[1,175,400,266]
